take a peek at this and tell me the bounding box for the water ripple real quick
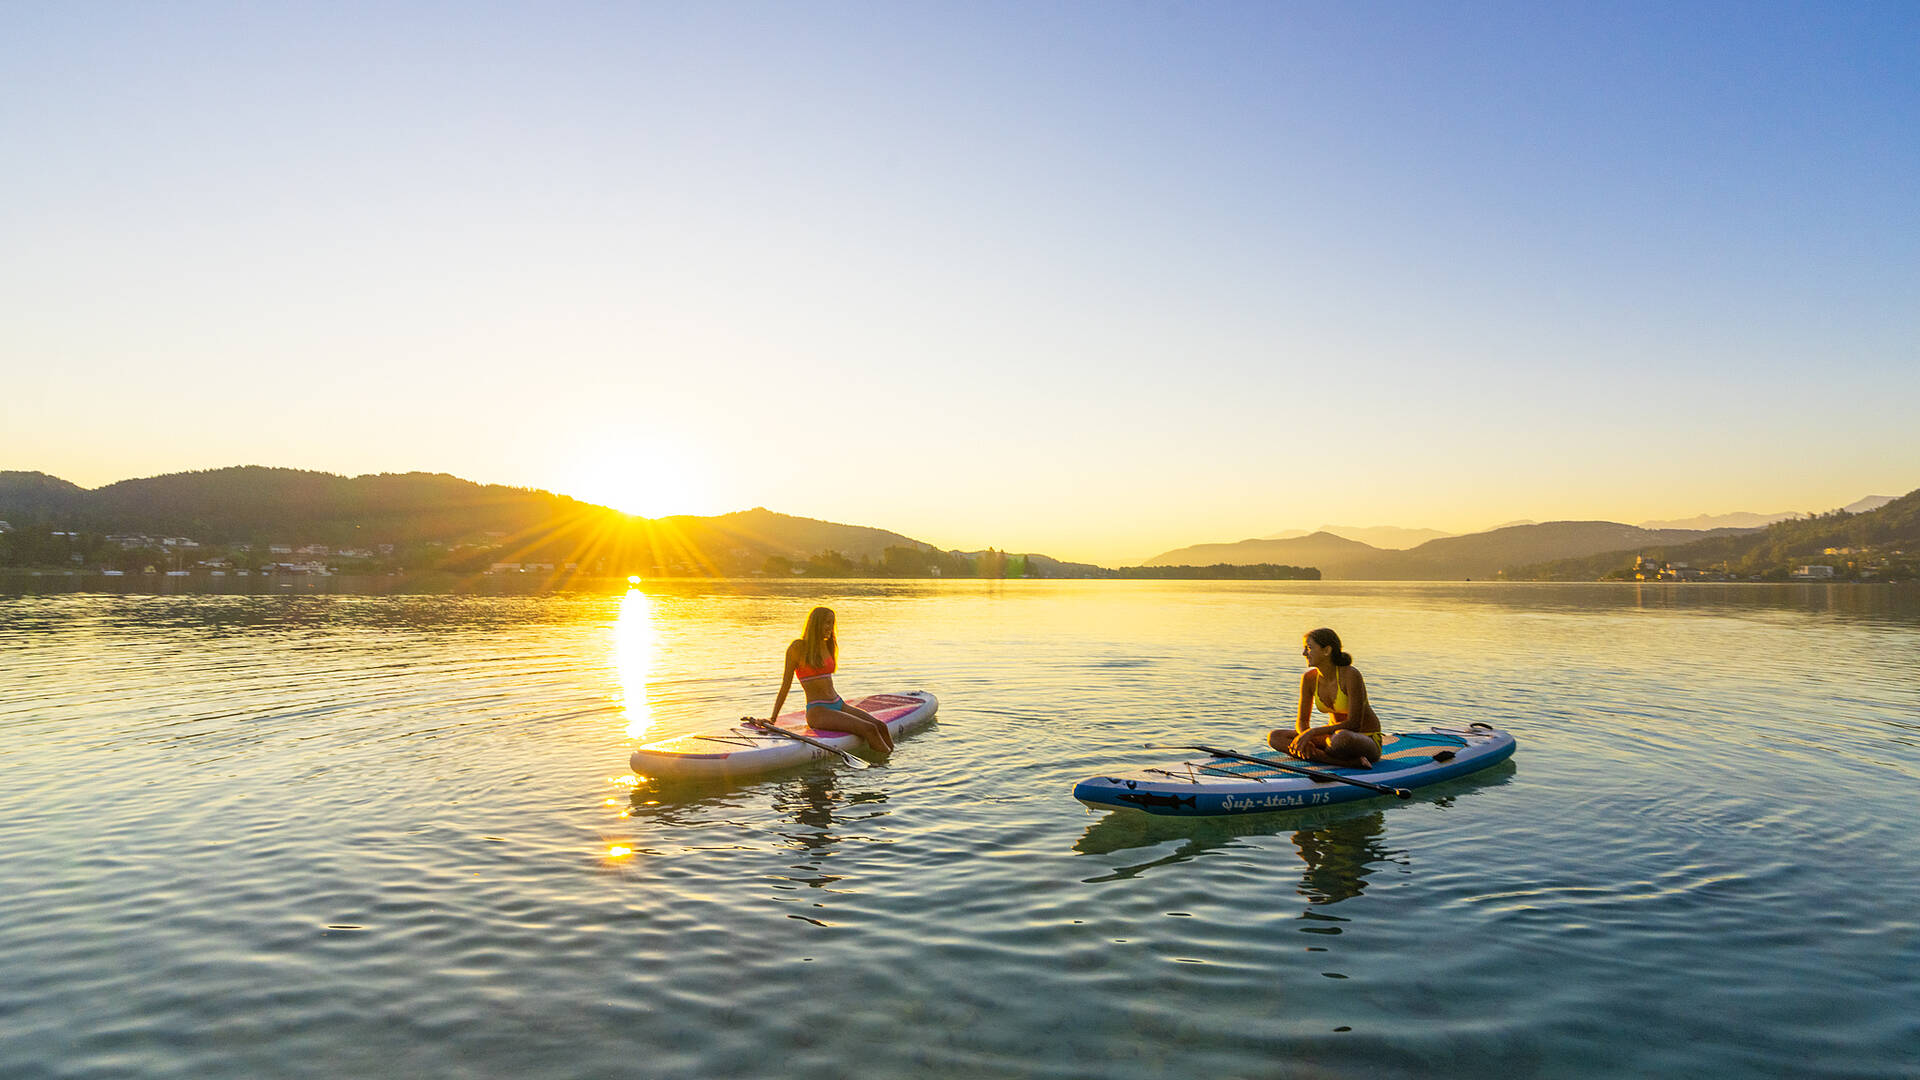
[2,584,1918,1078]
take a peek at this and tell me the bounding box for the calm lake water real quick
[2,580,1916,1079]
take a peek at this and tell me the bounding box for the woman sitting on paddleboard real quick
[764,606,895,755]
[1269,627,1384,769]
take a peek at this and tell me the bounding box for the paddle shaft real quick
[1149,743,1411,799]
[742,718,870,769]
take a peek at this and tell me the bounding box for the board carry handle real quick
[1428,721,1499,739]
[1145,743,1412,799]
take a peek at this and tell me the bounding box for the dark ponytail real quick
[1306,627,1353,668]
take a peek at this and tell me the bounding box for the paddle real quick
[1145,743,1411,799]
[739,718,871,770]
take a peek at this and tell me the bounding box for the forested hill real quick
[0,472,87,517]
[1382,521,1759,579]
[1144,531,1380,573]
[0,467,602,544]
[1508,487,1920,580]
[0,467,1107,577]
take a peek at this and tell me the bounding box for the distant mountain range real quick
[1256,498,1897,550]
[1636,496,1893,531]
[1156,495,1903,580]
[1260,525,1454,549]
[1144,523,1764,580]
[1512,490,1920,580]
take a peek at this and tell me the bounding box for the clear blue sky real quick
[4,2,1915,564]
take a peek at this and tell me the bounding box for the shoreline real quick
[3,567,1914,596]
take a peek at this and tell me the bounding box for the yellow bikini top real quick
[1314,666,1351,716]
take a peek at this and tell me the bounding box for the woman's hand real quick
[1291,726,1338,757]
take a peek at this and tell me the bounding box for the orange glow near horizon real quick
[615,587,658,741]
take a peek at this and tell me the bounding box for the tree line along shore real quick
[0,528,1319,582]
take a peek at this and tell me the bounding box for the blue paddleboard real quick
[1073,726,1516,816]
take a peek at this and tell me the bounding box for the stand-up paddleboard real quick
[1074,725,1515,816]
[630,691,938,780]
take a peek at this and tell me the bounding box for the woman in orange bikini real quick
[764,606,895,755]
[1268,627,1385,769]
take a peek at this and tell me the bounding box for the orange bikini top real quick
[796,654,836,683]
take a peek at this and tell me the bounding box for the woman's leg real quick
[1315,730,1382,768]
[806,704,894,754]
[1292,731,1381,768]
[840,703,895,753]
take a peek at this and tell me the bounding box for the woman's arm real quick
[766,643,797,722]
[1287,671,1322,756]
[1270,671,1317,752]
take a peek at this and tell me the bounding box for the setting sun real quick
[565,448,710,520]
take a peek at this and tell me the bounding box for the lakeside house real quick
[266,561,331,576]
[1633,555,1712,581]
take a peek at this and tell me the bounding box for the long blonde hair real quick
[798,606,837,669]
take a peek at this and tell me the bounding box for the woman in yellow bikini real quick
[764,606,894,755]
[1268,627,1385,769]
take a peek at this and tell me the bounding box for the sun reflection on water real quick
[615,587,658,741]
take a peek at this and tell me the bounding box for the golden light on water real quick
[606,844,634,859]
[615,587,658,741]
